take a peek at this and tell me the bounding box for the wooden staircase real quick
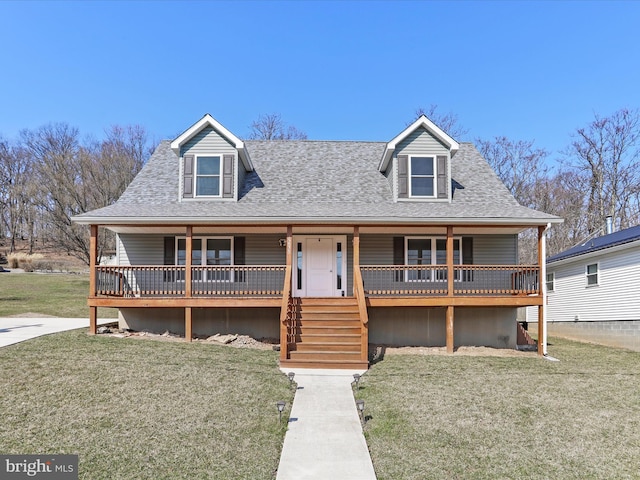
[280,297,368,369]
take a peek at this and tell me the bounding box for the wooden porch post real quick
[185,226,193,342]
[353,226,369,364]
[185,307,192,343]
[446,226,454,353]
[537,225,545,356]
[280,226,293,362]
[185,226,193,298]
[89,224,98,335]
[446,305,454,354]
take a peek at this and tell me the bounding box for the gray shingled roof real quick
[74,139,560,225]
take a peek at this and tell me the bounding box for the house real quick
[73,114,561,368]
[527,223,640,352]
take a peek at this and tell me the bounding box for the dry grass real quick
[0,273,117,318]
[358,338,640,479]
[7,252,44,269]
[0,330,294,479]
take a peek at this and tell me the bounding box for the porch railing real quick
[454,265,539,295]
[192,266,286,296]
[96,266,186,297]
[95,265,285,297]
[96,264,539,298]
[360,265,449,296]
[360,265,540,297]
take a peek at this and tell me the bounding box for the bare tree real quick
[247,113,307,140]
[21,123,154,264]
[0,139,35,252]
[534,170,590,256]
[475,136,550,262]
[476,136,549,208]
[413,104,469,140]
[565,108,640,234]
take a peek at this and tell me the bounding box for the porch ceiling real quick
[103,224,534,235]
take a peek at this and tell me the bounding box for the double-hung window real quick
[410,156,435,197]
[176,237,232,281]
[586,263,598,286]
[546,272,555,292]
[406,237,461,281]
[195,156,221,197]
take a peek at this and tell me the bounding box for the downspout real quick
[540,223,551,356]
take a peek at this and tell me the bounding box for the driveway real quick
[0,317,112,348]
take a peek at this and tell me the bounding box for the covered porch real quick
[87,223,549,366]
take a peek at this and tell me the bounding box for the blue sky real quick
[1,1,638,160]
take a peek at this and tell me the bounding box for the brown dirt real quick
[379,345,537,357]
[101,328,277,350]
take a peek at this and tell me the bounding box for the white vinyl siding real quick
[545,244,640,322]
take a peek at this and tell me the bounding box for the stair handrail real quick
[353,265,369,364]
[279,263,292,362]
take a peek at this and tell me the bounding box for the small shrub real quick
[7,253,44,270]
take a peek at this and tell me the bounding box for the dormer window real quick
[410,156,435,197]
[195,156,221,197]
[379,115,458,202]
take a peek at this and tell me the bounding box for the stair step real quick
[280,359,369,370]
[297,333,360,343]
[298,314,360,319]
[300,305,359,312]
[299,297,358,306]
[285,297,367,369]
[295,342,361,352]
[297,319,360,326]
[296,326,361,335]
[289,350,362,361]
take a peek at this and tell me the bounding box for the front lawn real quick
[358,339,640,479]
[0,273,117,318]
[0,330,293,479]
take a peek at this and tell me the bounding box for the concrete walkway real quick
[0,318,377,477]
[0,317,113,347]
[276,368,377,480]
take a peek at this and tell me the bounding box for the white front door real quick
[294,235,347,297]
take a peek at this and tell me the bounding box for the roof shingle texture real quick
[76,139,559,223]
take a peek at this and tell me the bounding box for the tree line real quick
[1,108,639,265]
[0,124,154,263]
[423,105,640,262]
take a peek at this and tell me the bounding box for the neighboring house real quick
[527,224,640,352]
[73,114,561,368]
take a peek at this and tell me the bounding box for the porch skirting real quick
[118,307,280,340]
[116,306,517,349]
[368,307,517,349]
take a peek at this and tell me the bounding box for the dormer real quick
[379,115,459,202]
[170,114,253,201]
